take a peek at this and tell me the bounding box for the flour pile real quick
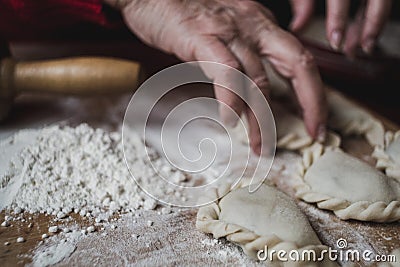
[0,123,192,220]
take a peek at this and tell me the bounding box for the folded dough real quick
[377,248,400,267]
[196,183,338,266]
[327,90,385,147]
[373,131,400,181]
[294,144,400,222]
[274,104,341,151]
[230,104,340,152]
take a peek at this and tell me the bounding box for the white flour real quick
[0,121,276,266]
[31,230,81,267]
[1,118,267,265]
[0,123,191,217]
[0,123,198,265]
[3,122,395,266]
[28,211,259,267]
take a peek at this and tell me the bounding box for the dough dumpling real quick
[274,104,340,151]
[373,131,400,181]
[294,144,400,222]
[196,183,338,266]
[327,90,384,147]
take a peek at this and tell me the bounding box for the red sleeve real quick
[0,0,121,40]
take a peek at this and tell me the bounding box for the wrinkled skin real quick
[120,0,327,154]
[289,0,392,57]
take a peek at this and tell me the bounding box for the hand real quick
[289,0,392,57]
[113,0,327,154]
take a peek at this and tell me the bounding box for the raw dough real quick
[373,131,400,181]
[273,104,341,151]
[294,144,400,222]
[378,248,400,267]
[230,104,340,152]
[196,183,338,266]
[327,90,385,147]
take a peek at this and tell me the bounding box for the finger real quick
[289,0,315,32]
[343,7,364,58]
[193,37,245,127]
[229,40,269,102]
[361,0,392,54]
[229,39,270,154]
[257,26,327,140]
[326,0,350,50]
[245,107,261,155]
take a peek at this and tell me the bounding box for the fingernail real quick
[330,30,342,51]
[362,38,375,54]
[317,125,326,143]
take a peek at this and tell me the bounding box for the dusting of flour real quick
[0,124,191,217]
[0,123,199,265]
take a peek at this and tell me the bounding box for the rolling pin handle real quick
[0,57,143,122]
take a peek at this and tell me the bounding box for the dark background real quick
[1,0,400,124]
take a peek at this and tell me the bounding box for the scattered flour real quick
[0,123,198,265]
[31,230,83,267]
[29,211,260,266]
[0,124,190,219]
[48,226,58,233]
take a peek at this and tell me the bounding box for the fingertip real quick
[361,38,375,54]
[219,104,240,128]
[289,0,314,32]
[343,38,357,59]
[289,18,302,32]
[249,125,262,156]
[302,99,328,142]
[329,29,343,51]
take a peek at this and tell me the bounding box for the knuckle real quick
[220,59,241,71]
[297,49,316,68]
[240,0,262,14]
[238,0,275,22]
[209,5,236,23]
[329,10,346,21]
[256,20,279,33]
[252,75,269,90]
[213,5,235,16]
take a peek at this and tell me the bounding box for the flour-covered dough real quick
[294,144,400,222]
[378,248,400,267]
[274,104,340,151]
[373,131,400,181]
[327,90,385,147]
[196,183,337,266]
[231,104,340,152]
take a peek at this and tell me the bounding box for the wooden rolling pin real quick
[0,56,143,121]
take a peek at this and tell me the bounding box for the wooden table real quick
[1,87,399,266]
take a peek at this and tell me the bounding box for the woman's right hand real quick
[113,0,327,153]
